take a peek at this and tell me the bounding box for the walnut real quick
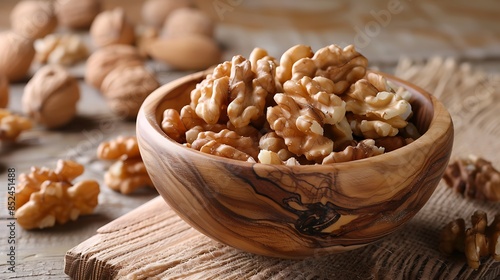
[141,0,192,29]
[97,136,154,194]
[276,44,314,85]
[0,31,35,82]
[227,55,275,128]
[34,34,88,66]
[283,76,346,126]
[257,150,301,166]
[0,75,8,108]
[440,211,500,269]
[190,75,229,125]
[85,45,144,89]
[100,65,160,119]
[191,129,259,161]
[97,136,140,160]
[104,158,153,195]
[443,155,500,201]
[90,8,136,48]
[22,64,80,129]
[137,26,159,58]
[322,139,384,164]
[13,160,99,230]
[259,132,293,161]
[10,0,58,39]
[161,109,187,143]
[162,7,214,39]
[197,140,256,163]
[324,117,354,151]
[0,109,32,141]
[267,93,333,162]
[55,0,101,29]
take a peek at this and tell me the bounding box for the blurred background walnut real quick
[97,136,154,194]
[22,64,80,129]
[141,0,192,29]
[0,74,8,108]
[439,211,500,269]
[10,0,57,40]
[443,155,500,201]
[34,34,89,66]
[55,0,101,29]
[0,31,35,82]
[13,160,100,230]
[100,65,159,119]
[90,7,136,48]
[85,44,144,89]
[161,7,214,39]
[0,109,32,141]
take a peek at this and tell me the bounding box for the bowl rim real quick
[137,70,453,171]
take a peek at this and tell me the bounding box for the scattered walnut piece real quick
[22,64,80,129]
[90,8,136,48]
[13,160,99,230]
[443,155,500,201]
[34,34,88,66]
[440,211,500,269]
[97,136,154,194]
[10,0,58,40]
[0,109,32,141]
[0,74,8,108]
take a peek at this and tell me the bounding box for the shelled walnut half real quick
[13,160,100,230]
[97,136,154,194]
[440,211,500,269]
[443,155,500,201]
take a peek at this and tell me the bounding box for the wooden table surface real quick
[0,0,499,279]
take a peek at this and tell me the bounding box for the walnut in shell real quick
[141,0,192,29]
[0,75,8,108]
[0,31,35,82]
[85,45,144,89]
[90,8,136,48]
[10,0,58,39]
[55,0,101,29]
[100,65,159,118]
[162,7,214,38]
[22,64,80,128]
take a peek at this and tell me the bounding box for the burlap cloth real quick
[73,59,500,280]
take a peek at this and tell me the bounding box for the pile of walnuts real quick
[161,44,418,165]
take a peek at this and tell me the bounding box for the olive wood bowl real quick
[136,71,454,259]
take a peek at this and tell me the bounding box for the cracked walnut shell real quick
[13,160,99,230]
[22,64,80,128]
[10,0,57,39]
[90,8,136,48]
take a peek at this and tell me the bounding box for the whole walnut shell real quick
[55,0,101,29]
[90,8,136,48]
[100,65,159,118]
[147,35,221,70]
[22,64,80,128]
[10,0,58,39]
[141,0,192,29]
[162,7,214,38]
[0,31,35,82]
[0,75,8,108]
[85,45,144,89]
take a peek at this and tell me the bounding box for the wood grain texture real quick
[135,71,453,258]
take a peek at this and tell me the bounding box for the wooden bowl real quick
[136,71,454,259]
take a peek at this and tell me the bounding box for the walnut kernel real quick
[35,34,88,66]
[0,109,32,141]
